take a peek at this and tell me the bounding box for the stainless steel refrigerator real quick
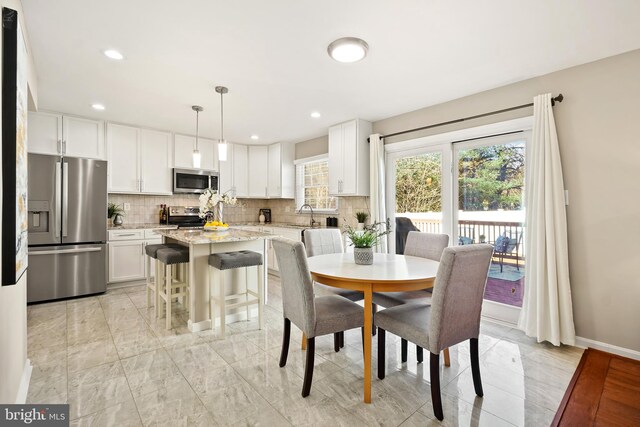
[27,154,107,302]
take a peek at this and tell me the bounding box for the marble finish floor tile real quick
[26,281,585,426]
[67,360,133,420]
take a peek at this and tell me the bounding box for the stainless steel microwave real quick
[173,169,219,194]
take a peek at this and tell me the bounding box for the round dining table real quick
[306,252,440,403]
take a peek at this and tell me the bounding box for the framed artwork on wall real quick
[2,7,28,286]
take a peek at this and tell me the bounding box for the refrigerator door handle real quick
[28,247,103,256]
[62,161,69,237]
[55,162,62,238]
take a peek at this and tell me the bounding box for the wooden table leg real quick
[363,286,372,403]
[301,333,307,350]
[444,348,451,367]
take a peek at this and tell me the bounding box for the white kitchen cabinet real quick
[174,134,218,171]
[328,119,372,196]
[28,111,105,159]
[140,129,173,194]
[218,143,234,194]
[248,146,269,198]
[232,144,249,197]
[107,123,172,195]
[108,240,146,283]
[108,229,168,283]
[261,226,303,273]
[267,142,295,198]
[107,123,140,193]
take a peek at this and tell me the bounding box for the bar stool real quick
[156,246,190,330]
[208,250,264,338]
[145,243,182,317]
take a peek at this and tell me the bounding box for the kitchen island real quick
[154,228,272,332]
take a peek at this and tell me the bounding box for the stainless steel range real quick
[167,206,205,229]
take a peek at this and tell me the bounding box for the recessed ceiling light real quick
[327,37,369,63]
[250,135,259,140]
[91,103,105,111]
[310,112,321,118]
[103,49,124,60]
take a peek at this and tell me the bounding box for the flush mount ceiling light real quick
[250,135,259,140]
[327,37,369,63]
[192,105,203,168]
[310,111,321,118]
[91,103,105,110]
[103,49,124,60]
[215,86,229,162]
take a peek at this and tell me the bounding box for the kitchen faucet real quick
[298,204,319,228]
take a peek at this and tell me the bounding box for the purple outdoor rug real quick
[484,263,524,307]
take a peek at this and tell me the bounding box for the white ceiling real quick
[22,0,640,145]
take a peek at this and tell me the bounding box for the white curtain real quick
[518,93,575,346]
[369,133,387,253]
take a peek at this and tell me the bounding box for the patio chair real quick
[458,224,475,245]
[493,231,522,272]
[395,217,420,254]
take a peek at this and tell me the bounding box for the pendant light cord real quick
[195,109,199,150]
[220,90,224,141]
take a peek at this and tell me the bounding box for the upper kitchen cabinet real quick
[107,123,172,195]
[328,119,372,196]
[248,145,268,197]
[28,111,105,159]
[174,134,218,171]
[267,142,295,198]
[232,144,249,197]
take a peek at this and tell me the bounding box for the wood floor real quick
[553,348,640,426]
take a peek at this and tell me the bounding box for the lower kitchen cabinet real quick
[108,229,164,283]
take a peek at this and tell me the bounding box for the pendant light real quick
[192,105,203,168]
[215,86,228,161]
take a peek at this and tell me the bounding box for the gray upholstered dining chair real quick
[272,237,365,397]
[375,244,494,421]
[304,228,365,351]
[373,232,449,362]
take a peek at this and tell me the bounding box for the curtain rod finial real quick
[552,93,564,106]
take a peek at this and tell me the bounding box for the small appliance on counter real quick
[167,206,206,229]
[259,208,271,223]
[326,217,338,227]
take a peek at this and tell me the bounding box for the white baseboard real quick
[15,359,32,404]
[575,336,640,361]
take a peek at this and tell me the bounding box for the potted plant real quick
[355,211,368,230]
[479,234,486,243]
[344,218,392,265]
[107,202,124,226]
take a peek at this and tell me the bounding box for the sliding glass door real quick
[386,130,530,317]
[454,133,528,308]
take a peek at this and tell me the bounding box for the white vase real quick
[356,223,365,231]
[354,247,374,265]
[259,214,266,224]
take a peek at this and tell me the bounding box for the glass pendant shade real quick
[218,140,227,162]
[192,149,201,168]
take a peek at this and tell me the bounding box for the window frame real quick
[294,155,339,214]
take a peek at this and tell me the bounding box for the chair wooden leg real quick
[377,328,386,379]
[334,333,340,353]
[302,337,315,397]
[470,338,483,397]
[339,331,344,348]
[279,318,291,367]
[401,338,408,363]
[430,352,444,421]
[301,333,306,350]
[417,345,423,363]
[444,348,451,367]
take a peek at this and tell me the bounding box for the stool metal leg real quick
[257,264,264,330]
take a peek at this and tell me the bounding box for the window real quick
[295,157,338,212]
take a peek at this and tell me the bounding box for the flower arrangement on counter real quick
[199,189,237,228]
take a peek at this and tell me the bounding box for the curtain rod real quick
[368,93,564,143]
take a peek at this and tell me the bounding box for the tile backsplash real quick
[108,194,370,229]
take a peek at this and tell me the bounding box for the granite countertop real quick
[235,222,337,230]
[155,228,272,245]
[108,223,178,230]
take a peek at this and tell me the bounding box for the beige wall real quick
[374,49,640,352]
[0,0,37,403]
[295,135,328,160]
